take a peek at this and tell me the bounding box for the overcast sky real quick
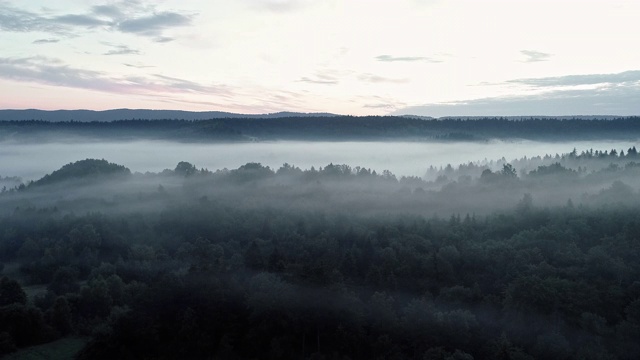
[1,0,639,116]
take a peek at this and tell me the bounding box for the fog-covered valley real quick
[2,134,640,359]
[2,140,640,218]
[2,0,639,357]
[2,139,639,182]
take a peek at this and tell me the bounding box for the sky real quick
[0,0,639,117]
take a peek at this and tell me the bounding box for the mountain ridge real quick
[0,109,339,122]
[0,109,631,122]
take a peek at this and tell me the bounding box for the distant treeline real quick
[427,145,640,180]
[2,116,640,141]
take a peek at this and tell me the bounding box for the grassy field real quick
[2,337,89,360]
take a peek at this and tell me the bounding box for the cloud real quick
[520,50,551,63]
[0,3,194,40]
[395,69,640,117]
[32,38,60,44]
[103,44,141,56]
[509,70,640,87]
[52,14,108,27]
[299,70,408,85]
[91,4,124,18]
[0,4,67,34]
[153,36,174,43]
[246,0,312,12]
[364,103,400,109]
[0,56,310,114]
[116,12,192,37]
[150,74,228,94]
[298,77,338,85]
[393,84,640,117]
[359,95,407,111]
[298,70,340,85]
[376,54,442,63]
[0,56,105,91]
[358,73,408,84]
[124,63,155,69]
[0,56,231,97]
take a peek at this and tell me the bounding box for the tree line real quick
[2,116,640,142]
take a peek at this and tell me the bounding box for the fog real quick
[3,139,640,359]
[4,145,640,218]
[2,139,638,181]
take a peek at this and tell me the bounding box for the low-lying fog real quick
[1,139,638,181]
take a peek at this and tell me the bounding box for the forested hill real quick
[1,116,640,141]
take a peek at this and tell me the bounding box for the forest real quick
[2,116,640,142]
[0,145,640,359]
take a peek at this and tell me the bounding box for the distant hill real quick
[2,115,640,142]
[1,109,628,122]
[0,109,338,122]
[31,159,131,187]
[437,115,625,120]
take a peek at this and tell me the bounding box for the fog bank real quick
[2,139,638,181]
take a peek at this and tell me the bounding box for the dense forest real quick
[2,116,640,142]
[1,146,640,359]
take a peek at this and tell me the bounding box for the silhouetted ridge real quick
[3,116,640,141]
[0,109,339,122]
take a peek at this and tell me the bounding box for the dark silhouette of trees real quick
[0,277,27,306]
[4,116,640,142]
[30,159,130,187]
[174,161,197,177]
